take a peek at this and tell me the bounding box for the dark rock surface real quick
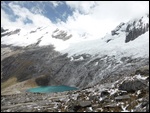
[52,28,72,41]
[100,90,110,97]
[1,29,21,37]
[119,79,148,92]
[125,14,149,43]
[78,100,91,107]
[115,94,130,100]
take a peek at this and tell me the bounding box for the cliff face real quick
[125,14,149,43]
[1,45,149,89]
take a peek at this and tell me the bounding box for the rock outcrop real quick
[52,28,72,41]
[125,14,149,43]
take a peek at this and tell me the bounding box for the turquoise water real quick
[27,85,78,93]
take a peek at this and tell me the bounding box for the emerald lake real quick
[27,85,78,93]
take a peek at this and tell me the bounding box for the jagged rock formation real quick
[1,28,21,37]
[1,27,9,33]
[111,14,149,43]
[119,79,148,92]
[125,14,149,43]
[52,28,72,41]
[111,22,125,36]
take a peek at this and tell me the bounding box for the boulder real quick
[104,103,118,108]
[115,95,130,100]
[118,79,147,92]
[146,103,149,112]
[100,90,110,97]
[89,95,99,102]
[78,100,92,107]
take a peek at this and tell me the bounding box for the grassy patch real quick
[1,78,38,95]
[24,79,37,88]
[1,77,17,90]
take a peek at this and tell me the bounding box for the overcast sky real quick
[1,1,149,38]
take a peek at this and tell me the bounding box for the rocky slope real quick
[1,69,149,112]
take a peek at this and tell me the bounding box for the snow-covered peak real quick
[111,22,126,36]
[1,14,149,59]
[127,13,149,28]
[61,14,149,59]
[110,14,149,37]
[125,14,149,43]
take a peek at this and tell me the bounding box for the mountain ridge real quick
[1,13,149,89]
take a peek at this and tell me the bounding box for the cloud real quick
[65,1,149,18]
[1,9,11,26]
[57,1,149,38]
[1,2,55,30]
[94,1,149,21]
[49,1,63,7]
[1,1,149,39]
[31,5,45,14]
[65,1,98,14]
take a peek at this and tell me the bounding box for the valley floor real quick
[1,71,149,112]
